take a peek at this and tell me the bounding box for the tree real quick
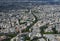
[52,27,58,34]
[40,25,48,36]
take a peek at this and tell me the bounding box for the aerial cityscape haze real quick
[0,0,60,41]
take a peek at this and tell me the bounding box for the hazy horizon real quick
[0,0,60,2]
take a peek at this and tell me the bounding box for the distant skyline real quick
[0,0,60,2]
